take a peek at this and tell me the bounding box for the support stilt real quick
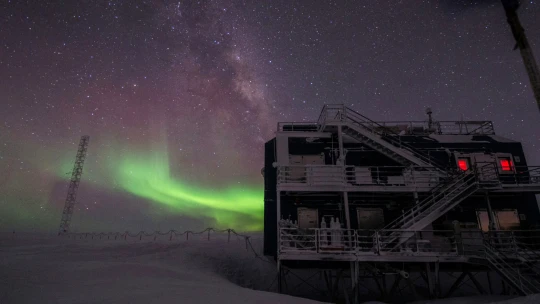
[381,274,387,299]
[487,271,494,294]
[386,275,402,302]
[277,260,283,293]
[426,263,434,298]
[435,262,441,298]
[406,275,419,300]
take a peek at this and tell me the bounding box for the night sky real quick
[1,1,539,233]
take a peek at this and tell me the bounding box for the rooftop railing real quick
[277,122,319,132]
[281,104,496,135]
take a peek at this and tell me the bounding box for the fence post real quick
[207,229,210,241]
[139,234,142,240]
[186,232,189,241]
[228,229,231,243]
[169,231,173,241]
[245,236,249,250]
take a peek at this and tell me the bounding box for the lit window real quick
[500,159,512,171]
[458,159,469,171]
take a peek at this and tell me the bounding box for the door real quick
[297,207,319,229]
[357,208,385,230]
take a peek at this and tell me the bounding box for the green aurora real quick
[112,148,264,231]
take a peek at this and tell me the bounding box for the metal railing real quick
[279,228,317,253]
[314,104,495,135]
[277,163,540,190]
[484,240,540,295]
[280,228,462,257]
[279,228,540,259]
[351,120,495,135]
[475,162,540,187]
[380,171,478,232]
[318,105,449,170]
[277,122,319,132]
[500,166,540,186]
[377,230,459,256]
[277,165,446,188]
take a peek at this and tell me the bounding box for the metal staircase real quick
[319,105,447,171]
[379,172,480,249]
[484,241,540,295]
[318,105,497,250]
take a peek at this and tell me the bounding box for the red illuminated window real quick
[458,159,469,171]
[500,159,512,171]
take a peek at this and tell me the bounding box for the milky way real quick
[1,1,539,232]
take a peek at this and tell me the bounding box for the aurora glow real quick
[116,149,264,231]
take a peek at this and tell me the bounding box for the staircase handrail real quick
[380,163,500,233]
[509,232,540,275]
[484,240,540,295]
[342,105,448,170]
[380,172,476,232]
[465,121,495,135]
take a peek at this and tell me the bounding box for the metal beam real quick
[468,272,487,295]
[444,272,468,298]
[343,192,351,230]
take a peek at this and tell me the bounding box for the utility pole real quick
[58,136,90,235]
[501,0,540,112]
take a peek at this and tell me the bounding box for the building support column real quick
[426,263,434,298]
[487,271,494,294]
[337,125,345,165]
[277,260,282,293]
[485,192,497,231]
[276,190,281,264]
[343,192,351,230]
[434,261,441,297]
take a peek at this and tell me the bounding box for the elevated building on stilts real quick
[262,104,540,302]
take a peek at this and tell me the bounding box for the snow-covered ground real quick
[1,232,538,304]
[0,232,324,304]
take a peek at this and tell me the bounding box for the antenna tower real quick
[58,135,90,235]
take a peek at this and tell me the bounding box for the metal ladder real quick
[484,240,540,295]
